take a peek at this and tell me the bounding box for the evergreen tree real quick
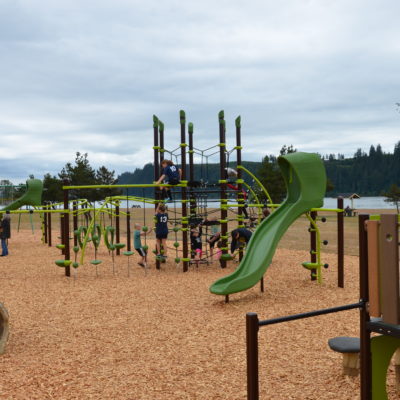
[384,184,400,212]
[42,174,63,202]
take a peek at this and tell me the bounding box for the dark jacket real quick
[230,228,252,253]
[0,218,10,239]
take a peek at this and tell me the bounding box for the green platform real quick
[209,152,326,296]
[1,179,43,211]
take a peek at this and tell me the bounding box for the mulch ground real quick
[0,230,397,399]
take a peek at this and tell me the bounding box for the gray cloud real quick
[1,0,399,182]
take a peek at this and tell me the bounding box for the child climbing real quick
[155,203,169,258]
[230,227,252,254]
[133,223,152,268]
[204,219,221,260]
[190,225,203,267]
[155,159,181,202]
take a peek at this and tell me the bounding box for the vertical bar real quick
[159,121,164,166]
[126,210,131,251]
[188,123,196,220]
[60,214,65,254]
[366,220,381,317]
[180,110,189,272]
[63,180,71,277]
[337,197,344,288]
[219,111,228,269]
[153,115,161,270]
[310,211,317,281]
[246,312,259,400]
[260,277,264,293]
[48,209,52,247]
[116,203,120,256]
[236,116,244,262]
[379,214,400,325]
[73,201,78,248]
[43,206,48,244]
[359,214,371,400]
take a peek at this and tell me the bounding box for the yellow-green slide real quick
[2,179,43,211]
[210,152,327,296]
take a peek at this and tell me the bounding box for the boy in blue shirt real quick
[134,223,152,267]
[155,159,181,202]
[155,203,169,258]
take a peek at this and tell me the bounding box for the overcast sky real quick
[1,0,399,183]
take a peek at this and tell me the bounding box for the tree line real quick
[1,142,399,207]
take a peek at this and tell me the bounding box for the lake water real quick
[122,196,395,210]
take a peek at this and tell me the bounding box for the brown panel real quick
[366,220,381,317]
[379,214,400,325]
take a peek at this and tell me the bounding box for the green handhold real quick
[220,254,233,261]
[123,251,134,256]
[173,242,180,248]
[56,244,65,250]
[109,244,116,251]
[73,246,79,253]
[143,245,149,251]
[142,226,148,232]
[173,227,179,232]
[115,243,125,250]
[90,260,102,265]
[152,249,157,254]
[55,259,72,267]
[72,262,79,269]
[175,257,181,264]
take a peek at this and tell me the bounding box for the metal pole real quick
[188,123,196,220]
[126,210,131,251]
[219,111,228,269]
[43,206,48,244]
[73,201,78,248]
[310,210,317,281]
[246,312,259,400]
[48,208,52,247]
[153,115,161,270]
[116,203,120,255]
[63,179,71,277]
[180,110,189,272]
[358,214,371,400]
[337,197,344,288]
[236,116,244,262]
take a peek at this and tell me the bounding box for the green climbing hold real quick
[173,227,179,232]
[173,242,180,248]
[115,243,125,250]
[143,245,149,251]
[220,254,233,261]
[73,246,79,253]
[56,244,65,250]
[142,226,148,232]
[152,249,157,254]
[123,251,134,256]
[175,257,181,264]
[72,262,79,269]
[90,260,102,265]
[55,260,72,268]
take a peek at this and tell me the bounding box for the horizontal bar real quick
[63,183,187,189]
[258,302,363,327]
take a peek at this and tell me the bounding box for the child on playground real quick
[155,159,181,202]
[230,227,252,254]
[155,203,169,258]
[133,223,152,268]
[190,225,202,266]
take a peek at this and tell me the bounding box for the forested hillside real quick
[117,142,400,197]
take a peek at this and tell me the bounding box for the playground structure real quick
[49,112,343,290]
[0,112,347,297]
[246,213,400,400]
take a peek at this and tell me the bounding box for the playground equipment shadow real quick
[0,230,399,399]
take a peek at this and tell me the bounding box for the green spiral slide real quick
[209,152,327,296]
[1,179,43,211]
